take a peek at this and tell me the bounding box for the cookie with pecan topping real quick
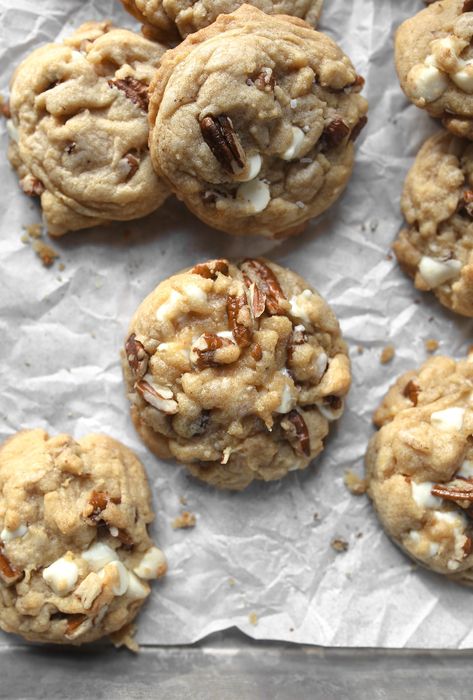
[122,258,351,490]
[0,429,166,645]
[394,130,473,317]
[148,5,367,239]
[366,352,473,583]
[396,0,473,139]
[7,21,169,236]
[120,0,323,42]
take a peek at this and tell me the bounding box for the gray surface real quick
[1,630,471,700]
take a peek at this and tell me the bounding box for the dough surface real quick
[394,130,473,317]
[122,258,351,490]
[8,21,169,236]
[0,429,166,645]
[366,353,473,583]
[148,5,367,239]
[396,0,473,139]
[121,0,323,41]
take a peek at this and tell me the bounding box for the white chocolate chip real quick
[281,126,305,161]
[275,370,294,414]
[457,459,473,479]
[434,510,467,568]
[133,546,167,580]
[43,555,79,596]
[314,352,328,380]
[411,481,442,509]
[126,571,149,600]
[452,64,473,93]
[407,63,449,103]
[0,524,27,543]
[182,283,207,304]
[156,289,184,322]
[217,331,234,340]
[431,407,465,432]
[290,99,298,109]
[419,256,462,288]
[429,542,440,557]
[99,560,128,596]
[235,153,262,182]
[6,120,19,143]
[109,526,119,538]
[236,179,270,213]
[81,542,118,572]
[289,289,312,326]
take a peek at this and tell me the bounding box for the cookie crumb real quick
[313,512,320,521]
[356,532,363,539]
[357,345,364,355]
[32,240,59,267]
[369,219,378,232]
[26,224,42,239]
[425,338,439,353]
[380,345,395,364]
[110,623,139,653]
[228,577,236,587]
[0,95,10,119]
[58,262,65,272]
[248,612,258,626]
[344,470,367,495]
[331,538,349,553]
[172,511,196,529]
[179,496,188,506]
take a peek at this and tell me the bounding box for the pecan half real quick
[0,550,21,584]
[321,117,350,149]
[227,294,253,348]
[125,334,149,379]
[464,0,473,11]
[239,259,286,315]
[108,77,149,112]
[190,332,239,370]
[281,410,311,457]
[349,116,368,142]
[431,481,473,503]
[403,380,420,406]
[200,114,246,174]
[192,259,229,280]
[135,379,178,414]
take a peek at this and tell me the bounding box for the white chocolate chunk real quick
[407,63,449,102]
[289,289,313,326]
[133,546,167,580]
[314,352,328,380]
[6,120,19,143]
[126,571,149,600]
[431,407,465,432]
[43,556,79,596]
[182,284,207,304]
[411,481,442,509]
[81,542,118,572]
[452,65,473,93]
[236,179,271,213]
[217,331,235,340]
[281,126,305,161]
[1,524,27,543]
[457,459,473,479]
[275,371,294,414]
[235,153,262,182]
[156,289,184,322]
[99,560,128,596]
[429,542,440,557]
[419,256,462,288]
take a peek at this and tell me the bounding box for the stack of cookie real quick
[1,2,367,647]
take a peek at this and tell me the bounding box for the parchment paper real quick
[0,0,472,650]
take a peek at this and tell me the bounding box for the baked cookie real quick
[394,131,473,317]
[7,21,169,236]
[0,429,166,645]
[148,5,368,239]
[120,0,323,42]
[396,0,473,139]
[122,258,351,490]
[366,353,473,583]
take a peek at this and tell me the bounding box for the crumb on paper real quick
[344,470,367,496]
[172,511,196,529]
[356,532,363,539]
[380,345,395,364]
[357,345,364,355]
[0,95,10,119]
[32,240,59,267]
[179,496,188,506]
[425,338,439,353]
[228,578,236,587]
[313,512,319,521]
[26,224,42,239]
[386,253,393,261]
[369,219,378,232]
[331,538,349,553]
[110,623,139,653]
[58,262,65,271]
[249,612,258,626]
[289,627,294,633]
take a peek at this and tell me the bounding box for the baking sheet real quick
[0,0,472,650]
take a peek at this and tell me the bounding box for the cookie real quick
[122,258,351,490]
[0,429,166,645]
[394,130,473,317]
[366,353,473,583]
[396,0,473,139]
[121,0,323,42]
[148,5,368,239]
[7,21,169,236]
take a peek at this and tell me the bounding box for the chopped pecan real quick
[88,491,121,523]
[0,550,21,584]
[281,410,311,457]
[239,259,286,315]
[191,259,229,280]
[20,174,45,197]
[320,117,350,149]
[431,481,473,503]
[349,116,368,142]
[324,395,343,410]
[464,536,473,556]
[464,0,473,11]
[200,114,246,174]
[108,76,149,112]
[227,295,253,348]
[190,332,238,370]
[1,99,11,119]
[287,324,308,361]
[123,153,139,180]
[403,380,420,406]
[253,68,275,92]
[243,275,266,319]
[115,529,134,549]
[135,379,178,414]
[251,343,263,361]
[461,189,473,217]
[125,334,149,379]
[348,75,365,91]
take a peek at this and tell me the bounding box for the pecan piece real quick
[460,189,473,217]
[350,115,368,142]
[65,614,92,640]
[135,379,178,414]
[403,379,420,406]
[281,410,311,457]
[464,0,473,11]
[125,334,149,379]
[191,259,229,280]
[226,294,253,348]
[190,332,239,370]
[0,549,21,584]
[87,491,121,523]
[239,259,286,315]
[122,153,139,180]
[431,481,473,503]
[108,76,149,111]
[200,114,246,174]
[1,99,11,119]
[253,67,275,92]
[464,536,473,556]
[20,174,45,197]
[251,343,263,361]
[320,117,350,149]
[287,324,308,361]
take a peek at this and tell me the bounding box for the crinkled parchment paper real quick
[0,0,472,650]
